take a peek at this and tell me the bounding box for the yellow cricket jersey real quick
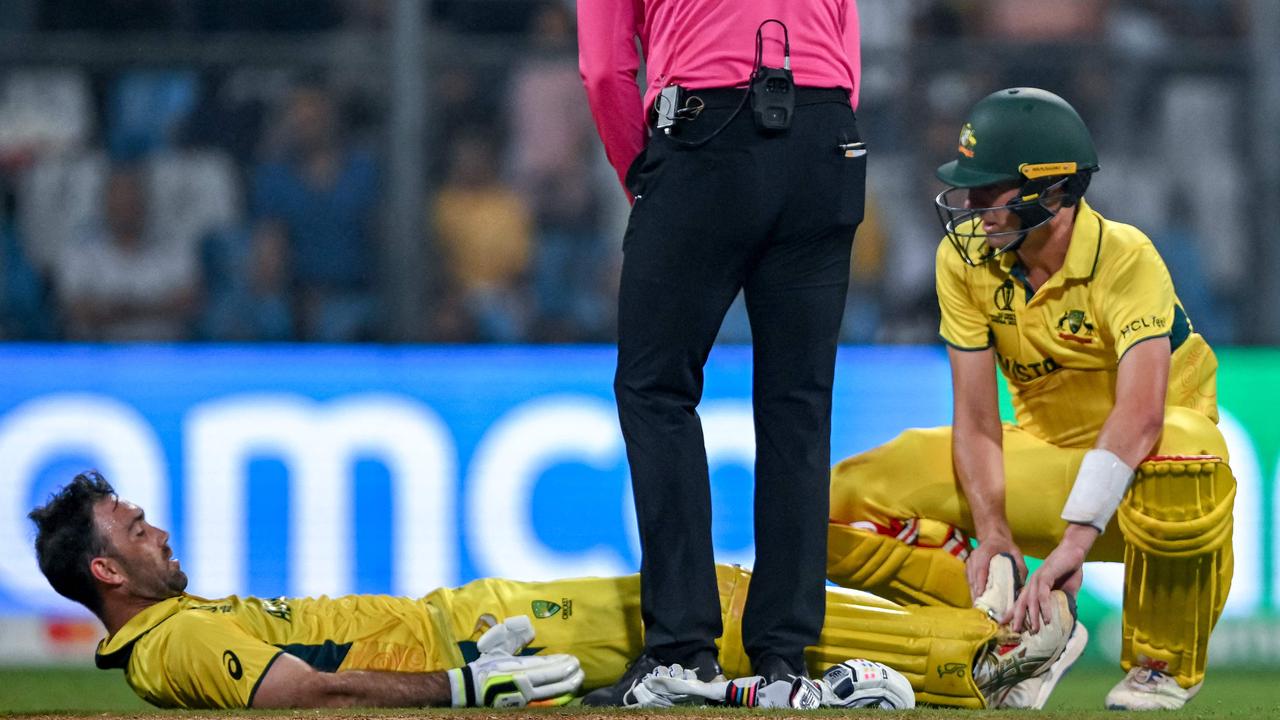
[90,568,999,710]
[95,592,449,709]
[93,574,643,710]
[936,199,1218,447]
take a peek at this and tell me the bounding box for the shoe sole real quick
[1032,621,1089,709]
[1105,679,1201,711]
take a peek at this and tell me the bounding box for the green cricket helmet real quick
[934,87,1099,266]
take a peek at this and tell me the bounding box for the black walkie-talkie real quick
[751,19,794,132]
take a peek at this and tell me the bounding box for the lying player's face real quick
[964,182,1023,244]
[93,498,188,600]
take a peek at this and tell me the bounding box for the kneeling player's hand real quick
[447,616,583,707]
[967,536,1027,606]
[1012,527,1091,633]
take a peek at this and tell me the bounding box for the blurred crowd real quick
[0,0,1259,345]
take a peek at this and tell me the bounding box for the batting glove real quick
[639,665,823,709]
[446,615,583,707]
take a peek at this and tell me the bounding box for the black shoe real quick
[753,654,808,684]
[580,651,662,707]
[685,649,724,682]
[581,649,723,707]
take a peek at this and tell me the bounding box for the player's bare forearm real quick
[953,418,1025,597]
[953,423,1009,539]
[315,669,451,708]
[251,653,451,708]
[948,347,1011,539]
[1095,337,1171,467]
[948,347,1025,596]
[1059,521,1100,557]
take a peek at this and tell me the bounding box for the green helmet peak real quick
[936,87,1098,188]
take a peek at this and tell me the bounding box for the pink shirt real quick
[578,0,861,191]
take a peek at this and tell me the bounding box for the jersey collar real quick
[95,596,186,669]
[1062,198,1103,280]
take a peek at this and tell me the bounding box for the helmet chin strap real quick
[991,174,1076,260]
[990,227,1031,261]
[983,202,1045,263]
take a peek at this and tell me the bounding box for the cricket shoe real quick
[995,621,1088,708]
[973,589,1075,706]
[971,553,1087,709]
[1105,667,1202,711]
[973,552,1020,621]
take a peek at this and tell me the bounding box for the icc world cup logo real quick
[993,280,1015,312]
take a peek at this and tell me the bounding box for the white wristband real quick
[1061,448,1134,533]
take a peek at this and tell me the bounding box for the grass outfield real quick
[1,666,1276,718]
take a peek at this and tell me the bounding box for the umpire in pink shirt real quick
[579,0,865,704]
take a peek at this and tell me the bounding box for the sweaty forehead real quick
[93,497,139,532]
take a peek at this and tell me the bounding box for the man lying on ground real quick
[30,471,1072,709]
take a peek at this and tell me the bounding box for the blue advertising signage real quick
[1,343,1274,659]
[0,344,952,615]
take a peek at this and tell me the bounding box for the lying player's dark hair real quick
[28,471,117,617]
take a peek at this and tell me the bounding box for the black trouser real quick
[614,87,866,666]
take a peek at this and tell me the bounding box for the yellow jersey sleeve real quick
[935,240,991,350]
[127,612,283,709]
[1096,242,1176,359]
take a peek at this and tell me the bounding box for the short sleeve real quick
[1097,244,1175,359]
[935,239,991,350]
[129,613,283,709]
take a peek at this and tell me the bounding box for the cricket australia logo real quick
[958,123,978,158]
[531,600,561,619]
[531,598,573,620]
[1056,309,1096,344]
[261,597,292,622]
